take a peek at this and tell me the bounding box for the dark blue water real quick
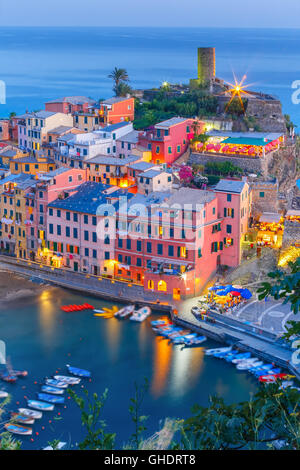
[0,27,300,125]
[0,286,257,449]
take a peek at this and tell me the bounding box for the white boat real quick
[43,441,67,450]
[130,306,151,322]
[27,400,54,412]
[18,408,43,419]
[93,309,104,313]
[232,356,259,365]
[53,375,81,385]
[0,390,8,399]
[205,346,232,356]
[281,380,294,389]
[45,379,68,389]
[115,305,135,318]
[237,360,263,370]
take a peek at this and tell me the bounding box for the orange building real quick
[98,97,135,126]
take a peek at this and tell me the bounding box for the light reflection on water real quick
[0,288,258,449]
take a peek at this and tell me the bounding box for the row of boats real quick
[151,319,207,347]
[3,365,91,437]
[94,305,152,322]
[205,346,299,387]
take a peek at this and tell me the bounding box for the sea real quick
[0,287,258,450]
[0,27,300,126]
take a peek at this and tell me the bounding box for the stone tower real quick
[197,47,215,85]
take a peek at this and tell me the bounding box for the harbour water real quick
[0,286,258,449]
[0,27,300,125]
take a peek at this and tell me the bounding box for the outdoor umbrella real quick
[239,288,252,299]
[230,291,241,296]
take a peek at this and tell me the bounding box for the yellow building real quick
[10,154,56,177]
[74,112,101,132]
[0,175,36,257]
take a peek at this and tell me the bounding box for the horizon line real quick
[1,25,300,29]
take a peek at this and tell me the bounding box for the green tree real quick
[108,67,129,95]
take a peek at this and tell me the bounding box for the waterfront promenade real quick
[0,255,173,311]
[173,307,300,380]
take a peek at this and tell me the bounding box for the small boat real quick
[53,375,81,385]
[237,360,263,371]
[27,400,54,411]
[213,349,238,358]
[12,370,28,377]
[130,306,151,322]
[115,305,135,319]
[191,306,201,315]
[172,333,198,344]
[45,378,68,389]
[11,412,35,425]
[205,346,232,356]
[37,393,65,404]
[0,390,8,399]
[281,380,294,389]
[182,336,207,347]
[4,423,32,436]
[231,353,252,364]
[0,370,17,383]
[18,408,42,419]
[226,352,250,363]
[43,441,67,450]
[41,385,65,395]
[259,373,290,383]
[66,365,91,378]
[151,319,169,327]
[93,309,104,314]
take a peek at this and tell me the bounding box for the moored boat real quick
[182,336,207,347]
[4,423,32,436]
[37,393,65,404]
[45,378,68,389]
[130,306,151,322]
[0,390,8,399]
[205,346,232,356]
[18,408,43,419]
[41,385,65,395]
[115,305,135,318]
[27,400,54,411]
[66,365,91,378]
[53,375,81,385]
[11,412,35,425]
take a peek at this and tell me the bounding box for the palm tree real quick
[108,67,129,91]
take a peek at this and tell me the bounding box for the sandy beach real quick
[0,269,46,302]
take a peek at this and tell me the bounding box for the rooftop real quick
[139,169,167,179]
[101,97,132,106]
[155,117,190,129]
[48,126,75,135]
[167,188,215,207]
[214,179,246,194]
[102,122,132,133]
[86,155,139,166]
[127,161,156,171]
[46,96,96,105]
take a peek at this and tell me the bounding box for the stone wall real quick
[189,151,274,177]
[282,220,300,248]
[250,180,279,217]
[246,99,286,133]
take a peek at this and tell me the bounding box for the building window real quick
[84,214,88,224]
[49,224,53,234]
[226,224,232,234]
[73,213,78,222]
[85,248,89,257]
[137,240,142,251]
[84,230,89,241]
[168,245,174,256]
[227,194,232,202]
[147,242,152,253]
[73,228,78,239]
[136,257,142,267]
[157,244,163,255]
[259,192,265,198]
[92,232,97,243]
[158,280,167,292]
[104,251,110,260]
[148,280,154,290]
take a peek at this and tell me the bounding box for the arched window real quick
[158,280,167,292]
[148,280,154,290]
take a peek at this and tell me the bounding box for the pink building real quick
[45,96,96,115]
[114,180,251,299]
[213,179,251,267]
[46,182,132,274]
[138,117,194,165]
[26,167,88,261]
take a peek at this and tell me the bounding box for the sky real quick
[0,0,300,27]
